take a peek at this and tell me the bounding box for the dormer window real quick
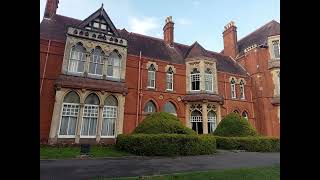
[272,40,280,59]
[205,68,213,92]
[190,68,200,91]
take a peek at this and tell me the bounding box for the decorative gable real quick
[78,4,119,37]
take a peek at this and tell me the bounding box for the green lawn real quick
[98,165,280,180]
[40,145,131,159]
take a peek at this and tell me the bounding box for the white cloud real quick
[177,18,192,25]
[192,0,200,7]
[128,17,159,35]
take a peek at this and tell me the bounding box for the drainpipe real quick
[139,55,143,124]
[135,51,142,127]
[40,40,51,96]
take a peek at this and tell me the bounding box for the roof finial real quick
[102,3,104,8]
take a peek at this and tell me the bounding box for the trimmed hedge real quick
[116,134,216,156]
[133,112,196,135]
[213,113,258,137]
[214,136,280,152]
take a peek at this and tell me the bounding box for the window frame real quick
[190,110,203,134]
[67,46,86,74]
[80,104,99,138]
[166,68,174,91]
[88,52,104,77]
[101,105,117,138]
[205,73,213,92]
[144,101,157,113]
[190,73,200,91]
[58,102,80,138]
[107,52,121,79]
[147,65,156,89]
[242,111,249,120]
[240,80,245,100]
[230,79,236,99]
[272,40,280,59]
[208,111,217,133]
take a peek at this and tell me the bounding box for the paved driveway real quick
[40,150,280,180]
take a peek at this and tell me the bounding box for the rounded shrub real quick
[213,112,258,137]
[116,134,216,156]
[133,112,196,135]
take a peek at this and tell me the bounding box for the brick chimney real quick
[44,0,59,19]
[223,21,238,58]
[163,16,174,46]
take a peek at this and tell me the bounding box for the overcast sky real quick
[40,0,280,52]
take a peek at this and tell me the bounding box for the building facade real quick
[40,0,280,144]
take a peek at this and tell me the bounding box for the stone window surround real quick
[48,88,125,144]
[185,102,222,134]
[62,36,127,81]
[186,59,218,94]
[271,69,280,97]
[267,35,280,61]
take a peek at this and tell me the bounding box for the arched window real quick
[242,111,249,120]
[107,51,121,79]
[144,101,156,113]
[89,47,104,76]
[81,93,100,137]
[190,110,203,134]
[102,95,118,137]
[148,64,156,88]
[68,43,86,73]
[163,102,177,116]
[208,111,217,133]
[166,67,174,91]
[233,110,239,114]
[205,68,213,92]
[190,68,200,91]
[240,80,245,99]
[230,78,236,99]
[59,91,80,137]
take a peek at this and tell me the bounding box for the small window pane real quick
[63,91,80,103]
[85,94,100,105]
[101,24,107,30]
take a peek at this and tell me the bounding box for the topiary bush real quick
[116,134,216,156]
[213,112,258,137]
[133,112,196,135]
[214,136,280,152]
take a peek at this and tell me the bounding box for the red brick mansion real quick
[40,0,280,144]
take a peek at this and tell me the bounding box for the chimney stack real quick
[44,0,59,19]
[223,21,238,58]
[163,16,174,46]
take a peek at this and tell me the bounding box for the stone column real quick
[185,103,191,128]
[48,89,65,144]
[96,105,104,143]
[202,102,208,134]
[199,61,205,91]
[75,103,84,144]
[217,104,222,124]
[117,95,125,135]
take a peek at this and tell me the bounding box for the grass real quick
[97,165,280,180]
[40,145,131,159]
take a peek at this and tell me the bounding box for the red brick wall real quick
[40,39,65,142]
[123,55,186,134]
[237,48,280,137]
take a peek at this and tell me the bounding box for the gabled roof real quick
[40,14,248,76]
[78,5,119,36]
[185,41,210,59]
[237,20,280,55]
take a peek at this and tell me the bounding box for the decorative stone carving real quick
[146,61,159,71]
[165,65,176,73]
[190,104,202,113]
